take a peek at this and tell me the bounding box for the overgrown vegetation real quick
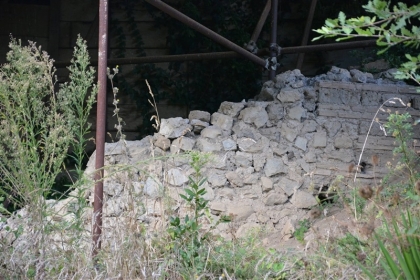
[308,0,420,279]
[0,35,97,278]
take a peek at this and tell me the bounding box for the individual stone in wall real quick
[222,138,237,151]
[153,133,170,151]
[218,101,245,117]
[264,158,286,177]
[290,190,317,209]
[274,69,306,89]
[188,110,211,122]
[196,138,222,152]
[238,106,269,128]
[170,137,196,153]
[211,112,234,131]
[166,168,188,187]
[255,83,278,101]
[201,126,222,139]
[159,117,192,139]
[326,66,351,82]
[277,88,302,103]
[266,102,285,122]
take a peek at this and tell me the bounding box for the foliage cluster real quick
[0,35,97,278]
[0,35,96,211]
[313,0,420,86]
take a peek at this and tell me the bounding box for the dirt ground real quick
[264,205,376,254]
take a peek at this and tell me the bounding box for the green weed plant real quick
[0,35,97,278]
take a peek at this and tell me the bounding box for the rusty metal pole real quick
[92,0,108,259]
[269,0,279,80]
[245,0,271,54]
[296,0,318,70]
[54,40,378,68]
[145,0,267,68]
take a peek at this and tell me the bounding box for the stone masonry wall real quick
[2,67,419,249]
[79,67,420,240]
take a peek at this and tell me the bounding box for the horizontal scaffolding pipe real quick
[282,39,377,54]
[54,40,377,68]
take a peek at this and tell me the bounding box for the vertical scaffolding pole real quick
[269,0,279,80]
[296,0,318,70]
[92,0,108,259]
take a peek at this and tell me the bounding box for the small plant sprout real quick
[107,65,126,143]
[294,219,311,244]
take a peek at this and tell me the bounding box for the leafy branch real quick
[313,0,420,86]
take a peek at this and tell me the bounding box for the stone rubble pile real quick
[2,67,419,250]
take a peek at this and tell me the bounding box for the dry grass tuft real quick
[358,186,374,200]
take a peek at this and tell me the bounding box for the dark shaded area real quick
[317,184,337,204]
[10,0,49,5]
[142,0,266,115]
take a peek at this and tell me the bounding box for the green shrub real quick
[0,35,97,278]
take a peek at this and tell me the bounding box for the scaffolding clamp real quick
[265,56,279,71]
[265,43,281,70]
[244,40,259,54]
[269,43,281,56]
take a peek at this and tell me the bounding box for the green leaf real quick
[338,11,346,25]
[355,27,372,36]
[343,27,353,35]
[221,215,231,222]
[170,216,180,226]
[405,54,417,62]
[394,18,406,31]
[191,221,198,231]
[336,36,354,41]
[197,188,206,195]
[376,234,400,278]
[184,188,195,197]
[325,19,337,28]
[384,31,391,43]
[198,177,207,186]
[312,34,325,41]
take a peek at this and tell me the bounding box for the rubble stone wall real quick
[80,67,420,239]
[3,67,419,247]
